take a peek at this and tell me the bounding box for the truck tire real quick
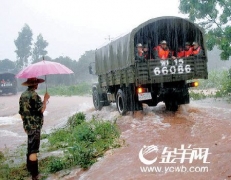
[116,89,127,115]
[165,101,178,112]
[93,89,103,111]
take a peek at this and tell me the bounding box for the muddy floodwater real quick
[1,94,231,180]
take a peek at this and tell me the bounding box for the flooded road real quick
[65,100,231,180]
[0,94,93,151]
[1,94,231,179]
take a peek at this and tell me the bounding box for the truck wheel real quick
[116,89,127,115]
[165,101,178,112]
[93,89,103,110]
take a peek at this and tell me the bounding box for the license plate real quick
[138,92,152,101]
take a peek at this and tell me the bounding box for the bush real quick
[39,83,91,96]
[194,69,231,99]
[67,112,85,128]
[0,163,29,180]
[48,128,70,150]
[47,113,120,170]
[189,91,207,100]
[48,157,66,173]
[215,70,231,97]
[198,70,228,89]
[0,151,4,162]
[73,122,96,143]
[66,145,95,169]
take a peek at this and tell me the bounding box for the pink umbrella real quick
[16,60,74,91]
[16,60,73,78]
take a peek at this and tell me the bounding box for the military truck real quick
[0,72,17,95]
[89,16,208,114]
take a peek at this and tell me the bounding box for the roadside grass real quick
[38,82,91,96]
[189,90,207,100]
[190,69,231,100]
[0,112,121,180]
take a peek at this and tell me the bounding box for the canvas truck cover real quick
[95,16,206,75]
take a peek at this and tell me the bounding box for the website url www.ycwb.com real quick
[140,165,209,173]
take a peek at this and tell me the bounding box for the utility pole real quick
[105,35,113,42]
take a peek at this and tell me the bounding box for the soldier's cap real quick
[161,40,167,44]
[185,42,190,46]
[192,42,198,45]
[22,77,45,86]
[136,43,143,47]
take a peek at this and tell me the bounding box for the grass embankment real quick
[0,112,121,180]
[39,82,91,96]
[189,69,231,100]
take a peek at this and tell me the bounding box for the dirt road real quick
[1,94,231,180]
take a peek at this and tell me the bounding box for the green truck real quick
[0,72,17,95]
[89,16,208,114]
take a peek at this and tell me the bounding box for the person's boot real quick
[29,160,39,180]
[26,154,31,172]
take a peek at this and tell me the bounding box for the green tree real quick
[14,24,33,68]
[50,56,77,85]
[45,51,96,86]
[76,50,95,83]
[179,0,231,60]
[32,34,49,63]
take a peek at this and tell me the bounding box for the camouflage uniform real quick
[19,87,43,132]
[19,87,44,177]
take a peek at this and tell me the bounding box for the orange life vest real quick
[154,45,170,60]
[177,51,185,58]
[192,46,201,55]
[184,47,193,57]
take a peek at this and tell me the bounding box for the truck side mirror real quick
[89,65,93,74]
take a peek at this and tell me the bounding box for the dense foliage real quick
[179,0,231,60]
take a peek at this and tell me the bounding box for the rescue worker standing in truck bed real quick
[135,43,145,61]
[153,40,176,60]
[184,42,193,57]
[191,42,203,57]
[177,46,185,58]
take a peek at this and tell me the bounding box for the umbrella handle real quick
[45,75,47,93]
[45,75,49,104]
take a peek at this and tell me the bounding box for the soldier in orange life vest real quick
[153,40,176,60]
[192,42,203,57]
[135,43,145,61]
[177,46,185,58]
[184,42,193,57]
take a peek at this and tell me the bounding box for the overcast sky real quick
[0,0,186,61]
